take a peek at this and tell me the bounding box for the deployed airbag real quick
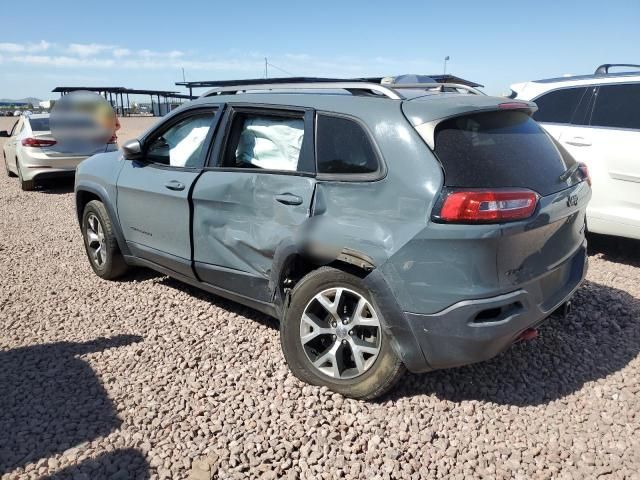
[235,117,304,171]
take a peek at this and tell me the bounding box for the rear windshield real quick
[434,111,576,196]
[28,117,50,132]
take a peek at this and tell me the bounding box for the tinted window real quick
[146,112,215,167]
[223,113,305,172]
[591,83,640,130]
[434,111,577,196]
[532,87,586,124]
[28,117,50,131]
[316,115,379,175]
[569,86,596,126]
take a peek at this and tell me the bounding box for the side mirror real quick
[122,139,143,160]
[0,130,9,138]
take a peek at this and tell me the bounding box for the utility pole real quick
[443,56,450,76]
[265,58,268,78]
[181,67,186,82]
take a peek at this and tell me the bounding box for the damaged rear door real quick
[192,106,316,303]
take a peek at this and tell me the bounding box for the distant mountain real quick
[0,97,42,105]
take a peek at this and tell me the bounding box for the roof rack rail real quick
[595,63,640,75]
[201,81,404,100]
[384,82,484,95]
[200,80,485,100]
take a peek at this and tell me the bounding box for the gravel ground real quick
[1,116,639,479]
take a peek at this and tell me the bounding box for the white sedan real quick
[1,114,118,191]
[510,63,640,240]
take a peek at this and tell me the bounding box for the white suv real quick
[510,64,640,240]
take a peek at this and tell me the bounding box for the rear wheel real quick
[280,267,405,400]
[82,200,129,280]
[16,158,34,190]
[4,152,16,177]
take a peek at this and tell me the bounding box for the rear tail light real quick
[578,163,591,186]
[21,137,57,147]
[433,188,539,224]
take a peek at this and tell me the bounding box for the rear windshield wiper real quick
[558,163,581,183]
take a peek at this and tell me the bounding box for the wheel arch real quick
[271,242,429,373]
[75,183,130,256]
[270,241,378,317]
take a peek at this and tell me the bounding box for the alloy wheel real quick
[300,287,382,379]
[86,213,107,267]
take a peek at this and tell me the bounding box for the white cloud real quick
[67,43,114,57]
[113,48,131,58]
[137,49,185,59]
[0,40,442,80]
[0,40,50,53]
[11,55,115,68]
[0,42,24,53]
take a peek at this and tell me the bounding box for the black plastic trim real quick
[363,269,430,372]
[195,262,271,303]
[127,241,194,279]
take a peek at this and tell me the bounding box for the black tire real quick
[281,267,405,400]
[16,158,35,191]
[81,200,129,280]
[4,152,16,177]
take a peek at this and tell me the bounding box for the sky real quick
[1,0,639,100]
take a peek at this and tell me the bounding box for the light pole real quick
[443,56,450,76]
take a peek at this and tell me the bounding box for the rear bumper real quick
[587,212,640,241]
[369,242,588,373]
[22,167,77,182]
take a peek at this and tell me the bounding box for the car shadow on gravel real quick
[116,267,164,283]
[0,335,143,476]
[384,280,640,406]
[158,276,280,331]
[37,177,75,194]
[587,233,640,267]
[41,448,149,480]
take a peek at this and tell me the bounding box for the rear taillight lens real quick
[498,102,530,110]
[578,163,591,186]
[21,137,57,147]
[433,188,539,224]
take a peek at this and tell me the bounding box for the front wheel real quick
[82,200,129,280]
[280,267,405,400]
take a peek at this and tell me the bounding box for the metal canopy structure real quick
[52,86,193,117]
[176,74,483,97]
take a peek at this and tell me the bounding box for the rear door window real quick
[532,87,586,124]
[316,114,381,176]
[590,83,640,130]
[222,112,307,172]
[434,110,577,196]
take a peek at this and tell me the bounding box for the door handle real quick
[275,193,303,206]
[165,180,185,191]
[565,137,592,147]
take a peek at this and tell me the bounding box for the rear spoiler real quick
[409,101,537,149]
